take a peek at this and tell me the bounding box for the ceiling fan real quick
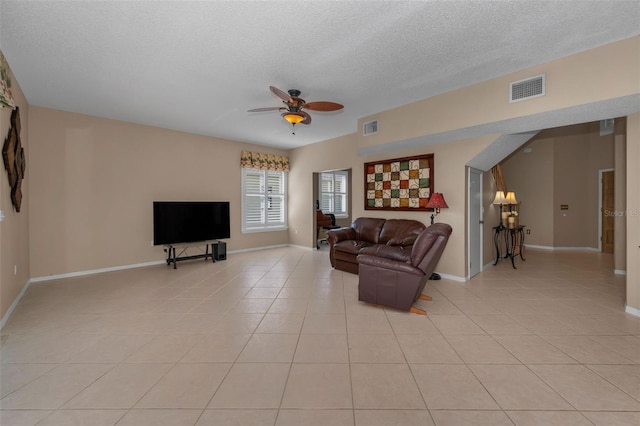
[248,86,344,134]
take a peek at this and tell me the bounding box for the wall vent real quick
[510,74,545,103]
[363,120,378,136]
[600,118,614,136]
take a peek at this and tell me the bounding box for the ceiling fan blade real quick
[247,107,285,112]
[270,86,293,103]
[303,101,344,112]
[300,110,311,125]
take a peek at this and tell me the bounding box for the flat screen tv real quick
[153,201,230,246]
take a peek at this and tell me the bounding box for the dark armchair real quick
[357,223,452,315]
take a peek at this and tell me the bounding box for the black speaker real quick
[213,242,227,260]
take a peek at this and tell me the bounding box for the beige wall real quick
[500,123,614,249]
[0,63,30,321]
[289,133,359,249]
[291,133,496,279]
[500,137,555,247]
[553,123,615,248]
[357,36,640,150]
[28,107,289,278]
[626,113,640,313]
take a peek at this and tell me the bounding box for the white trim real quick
[229,244,290,254]
[598,168,614,252]
[241,168,288,233]
[524,244,554,250]
[319,170,349,217]
[467,167,483,278]
[434,272,467,283]
[484,261,497,270]
[614,269,627,275]
[30,260,166,283]
[0,279,32,330]
[290,244,315,251]
[625,305,640,318]
[241,226,288,234]
[524,244,599,252]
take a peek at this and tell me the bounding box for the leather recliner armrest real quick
[357,254,423,276]
[327,227,356,244]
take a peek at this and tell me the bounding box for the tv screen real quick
[153,201,230,246]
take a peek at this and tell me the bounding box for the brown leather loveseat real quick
[327,217,427,274]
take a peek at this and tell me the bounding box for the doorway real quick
[600,169,614,253]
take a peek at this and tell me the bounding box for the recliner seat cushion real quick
[358,244,412,263]
[333,240,375,262]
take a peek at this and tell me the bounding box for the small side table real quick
[493,225,526,269]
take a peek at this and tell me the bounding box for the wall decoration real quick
[0,50,16,109]
[2,107,24,212]
[364,153,434,211]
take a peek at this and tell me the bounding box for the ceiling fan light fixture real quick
[282,112,305,125]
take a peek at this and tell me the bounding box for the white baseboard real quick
[524,244,599,252]
[30,260,166,283]
[483,261,496,270]
[625,305,640,318]
[435,272,467,283]
[614,269,627,275]
[228,244,290,254]
[0,279,32,330]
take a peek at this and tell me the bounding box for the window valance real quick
[240,150,289,171]
[1,50,16,109]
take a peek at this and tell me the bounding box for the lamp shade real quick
[426,193,449,209]
[505,191,518,205]
[282,112,305,125]
[492,191,507,205]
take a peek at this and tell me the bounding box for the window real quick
[319,170,348,218]
[242,168,287,232]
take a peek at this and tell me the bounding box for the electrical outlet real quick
[526,229,531,234]
[14,264,17,275]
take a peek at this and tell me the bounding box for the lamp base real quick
[430,272,441,280]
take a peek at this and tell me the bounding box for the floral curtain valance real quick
[240,150,289,171]
[1,50,16,109]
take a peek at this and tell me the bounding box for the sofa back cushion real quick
[379,219,426,246]
[352,217,386,243]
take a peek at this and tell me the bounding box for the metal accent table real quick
[493,225,526,269]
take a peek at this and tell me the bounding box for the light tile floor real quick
[1,247,640,425]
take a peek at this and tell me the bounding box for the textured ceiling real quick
[1,1,639,149]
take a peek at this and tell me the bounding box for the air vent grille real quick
[363,120,378,136]
[510,74,545,103]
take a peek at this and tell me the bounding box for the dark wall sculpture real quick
[2,107,24,212]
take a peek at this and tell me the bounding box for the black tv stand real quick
[163,241,224,269]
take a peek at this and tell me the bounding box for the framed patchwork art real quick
[364,153,434,211]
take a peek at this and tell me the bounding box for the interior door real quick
[602,170,614,253]
[468,168,482,278]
